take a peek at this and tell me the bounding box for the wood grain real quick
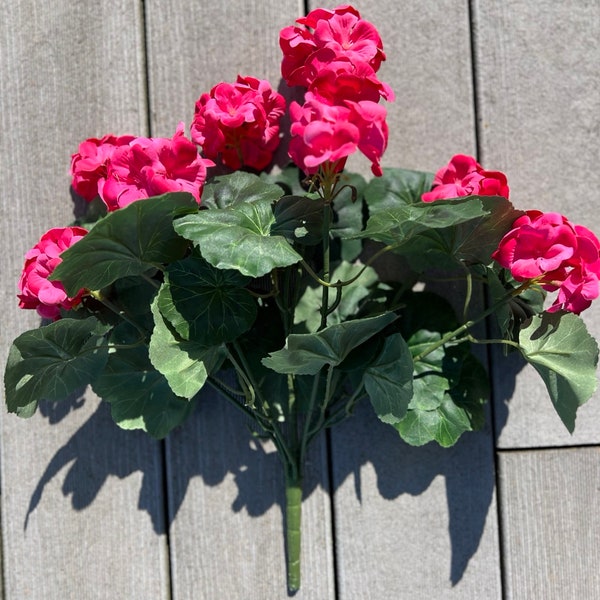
[0,2,170,598]
[498,447,600,599]
[331,402,503,599]
[474,0,600,447]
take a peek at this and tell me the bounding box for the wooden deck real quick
[1,1,598,598]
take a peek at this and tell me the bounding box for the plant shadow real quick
[25,348,525,587]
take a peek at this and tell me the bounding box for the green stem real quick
[207,375,264,425]
[300,372,321,466]
[305,365,336,445]
[413,280,534,362]
[315,381,366,435]
[285,473,302,593]
[319,203,332,331]
[462,268,473,323]
[140,272,161,289]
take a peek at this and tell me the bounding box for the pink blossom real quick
[101,123,213,211]
[422,154,509,202]
[70,134,135,201]
[492,211,600,314]
[288,94,388,177]
[548,265,600,314]
[309,61,394,104]
[281,6,391,177]
[281,5,386,89]
[18,227,88,320]
[191,76,285,170]
[346,100,388,176]
[288,95,359,174]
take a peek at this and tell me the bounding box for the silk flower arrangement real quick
[4,5,599,593]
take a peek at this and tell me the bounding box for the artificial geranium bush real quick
[4,4,599,594]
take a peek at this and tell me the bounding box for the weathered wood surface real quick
[0,2,170,599]
[476,0,600,448]
[498,448,600,599]
[0,1,598,599]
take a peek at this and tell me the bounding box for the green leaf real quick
[395,341,487,447]
[149,298,225,399]
[201,171,284,209]
[331,171,367,238]
[262,312,397,375]
[4,317,110,416]
[272,195,324,245]
[449,352,488,431]
[486,266,545,342]
[409,330,452,410]
[394,394,473,448]
[446,196,523,264]
[51,192,198,295]
[519,311,599,432]
[392,293,489,447]
[356,197,488,248]
[364,334,413,424]
[92,325,194,438]
[156,255,257,344]
[399,290,460,338]
[365,167,434,211]
[402,196,524,271]
[174,200,302,277]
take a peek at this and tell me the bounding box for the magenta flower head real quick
[191,75,286,171]
[422,154,510,202]
[493,210,600,314]
[101,123,214,211]
[288,94,359,175]
[280,5,387,89]
[281,5,392,178]
[70,134,135,201]
[18,226,88,320]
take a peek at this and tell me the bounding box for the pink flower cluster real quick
[424,155,600,314]
[70,134,135,202]
[191,76,286,171]
[18,227,88,320]
[280,5,392,176]
[493,211,600,314]
[71,124,213,211]
[422,154,509,202]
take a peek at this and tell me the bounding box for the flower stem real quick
[319,202,332,331]
[413,280,534,362]
[285,473,302,593]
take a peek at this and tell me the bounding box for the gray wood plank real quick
[498,447,600,599]
[165,397,335,599]
[332,403,502,599]
[0,2,170,598]
[146,0,304,138]
[144,1,336,597]
[319,1,502,597]
[474,0,600,447]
